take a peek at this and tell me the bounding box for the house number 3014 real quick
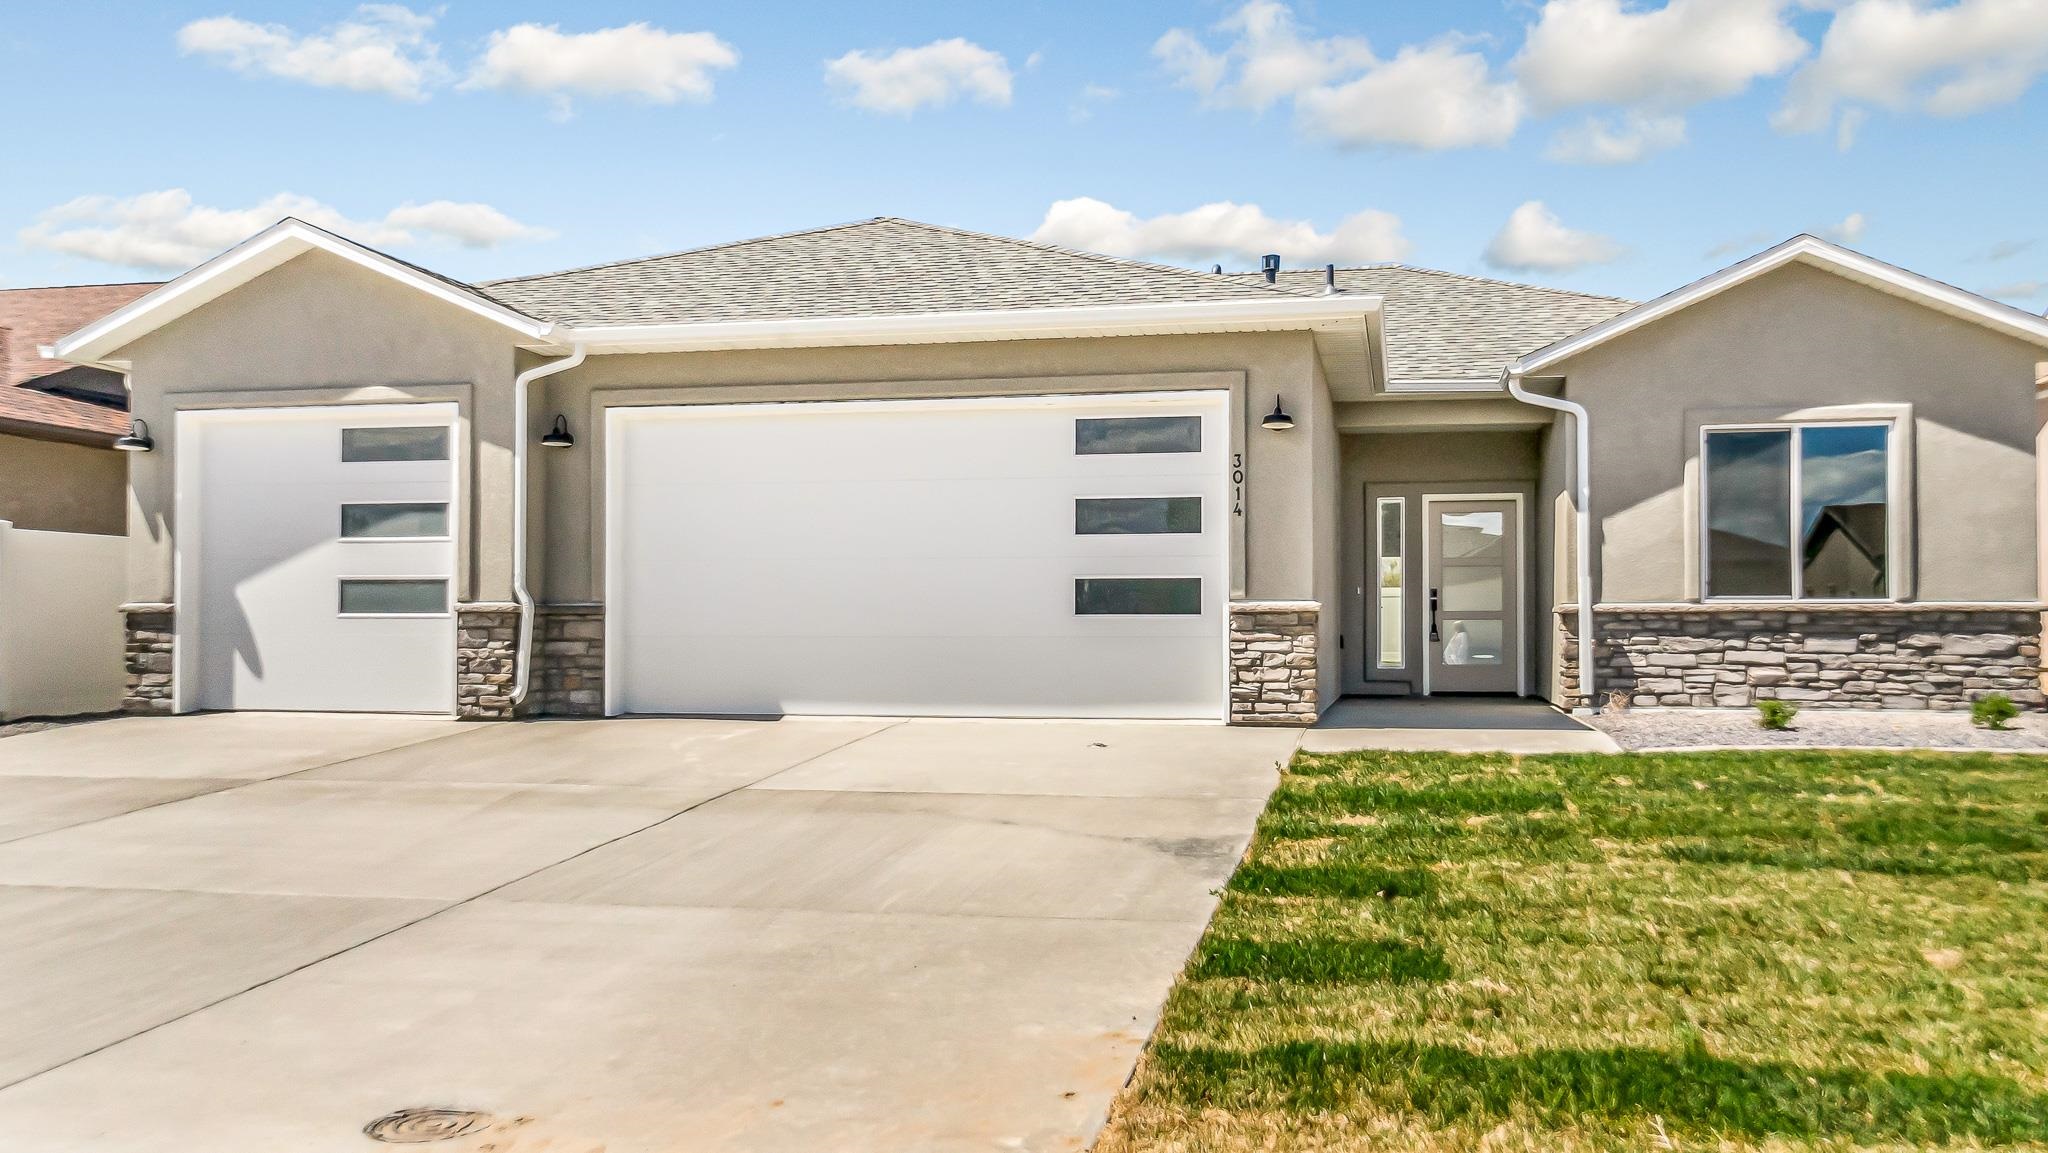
[1232,452,1245,516]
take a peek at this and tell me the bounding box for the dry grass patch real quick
[1096,749,2048,1152]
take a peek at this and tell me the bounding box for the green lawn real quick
[1097,749,2048,1152]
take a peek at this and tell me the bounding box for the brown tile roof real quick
[0,282,158,442]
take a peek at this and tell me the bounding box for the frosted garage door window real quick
[1074,577,1201,615]
[1074,497,1202,534]
[340,502,448,539]
[1074,416,1202,455]
[338,579,448,616]
[342,426,449,462]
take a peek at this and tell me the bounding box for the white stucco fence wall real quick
[0,521,125,720]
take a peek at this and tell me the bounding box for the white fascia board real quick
[50,218,557,365]
[1384,377,1504,394]
[562,294,1382,353]
[1514,234,2048,376]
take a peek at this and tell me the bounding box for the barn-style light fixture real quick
[113,418,154,452]
[539,415,575,448]
[1261,397,1294,431]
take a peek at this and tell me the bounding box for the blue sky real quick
[4,1,2045,306]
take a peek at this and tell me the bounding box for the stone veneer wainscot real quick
[119,603,175,714]
[1558,604,2044,711]
[525,603,605,717]
[1229,601,1319,725]
[455,604,520,720]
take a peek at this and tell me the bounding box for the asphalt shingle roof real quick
[484,217,1294,327]
[0,282,156,441]
[1243,266,1636,381]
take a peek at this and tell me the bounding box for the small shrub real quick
[1756,699,1798,731]
[1973,693,2021,731]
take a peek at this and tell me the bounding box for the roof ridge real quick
[481,216,904,287]
[0,281,163,293]
[865,217,1302,298]
[1239,263,1635,304]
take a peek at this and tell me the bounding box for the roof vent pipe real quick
[1323,264,1337,294]
[1261,254,1281,284]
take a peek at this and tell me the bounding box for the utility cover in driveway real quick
[606,392,1230,718]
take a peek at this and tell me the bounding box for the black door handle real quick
[1429,588,1440,642]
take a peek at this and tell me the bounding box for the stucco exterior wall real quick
[0,433,125,535]
[1553,261,2043,605]
[534,330,1324,608]
[114,250,521,604]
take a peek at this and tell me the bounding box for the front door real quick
[1426,498,1520,694]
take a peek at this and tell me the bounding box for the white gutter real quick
[558,294,1380,353]
[510,343,587,709]
[1503,368,1597,713]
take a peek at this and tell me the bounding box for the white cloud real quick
[1706,230,1777,259]
[1984,279,2045,299]
[1543,112,1688,164]
[1154,2,1522,149]
[1070,83,1120,122]
[1975,238,2035,261]
[1821,211,1869,244]
[176,4,444,100]
[1778,0,2048,134]
[1514,0,1808,112]
[1483,201,1625,272]
[1032,196,1411,266]
[463,22,738,108]
[19,189,551,272]
[824,38,1014,115]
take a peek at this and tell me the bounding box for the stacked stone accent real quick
[1229,601,1319,725]
[455,604,520,720]
[526,604,605,717]
[1559,605,2043,711]
[120,604,175,715]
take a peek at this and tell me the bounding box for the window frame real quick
[1374,496,1407,670]
[1072,494,1205,536]
[336,576,453,619]
[1072,575,1205,617]
[1699,420,1896,604]
[338,500,453,542]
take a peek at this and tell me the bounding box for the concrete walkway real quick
[0,713,1296,1152]
[1301,696,1621,754]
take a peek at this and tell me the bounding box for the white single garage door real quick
[175,404,458,713]
[608,391,1230,719]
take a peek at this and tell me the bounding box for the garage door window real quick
[338,578,449,616]
[1074,415,1201,455]
[340,502,449,539]
[1074,496,1202,535]
[1074,576,1201,615]
[341,426,449,462]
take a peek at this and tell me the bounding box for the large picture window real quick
[1703,423,1891,600]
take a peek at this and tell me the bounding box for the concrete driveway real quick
[0,713,1294,1152]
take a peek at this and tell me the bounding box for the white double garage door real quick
[184,391,1230,719]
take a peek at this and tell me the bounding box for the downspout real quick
[1503,367,1597,713]
[511,341,587,710]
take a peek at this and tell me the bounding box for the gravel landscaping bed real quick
[0,713,117,741]
[1592,707,2048,751]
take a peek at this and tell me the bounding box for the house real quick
[44,217,2048,722]
[0,282,157,534]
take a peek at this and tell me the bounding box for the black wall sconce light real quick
[1261,396,1294,431]
[113,418,154,452]
[539,415,575,448]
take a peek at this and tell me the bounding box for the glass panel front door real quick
[1427,499,1520,693]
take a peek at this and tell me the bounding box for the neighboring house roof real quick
[1238,266,1635,383]
[1516,234,2048,375]
[0,282,156,443]
[484,217,1295,327]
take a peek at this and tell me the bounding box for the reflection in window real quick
[1705,430,1793,597]
[1074,416,1202,455]
[1376,497,1404,668]
[341,502,449,539]
[338,579,448,616]
[1800,425,1889,599]
[1074,577,1202,615]
[341,426,449,462]
[1704,424,1889,599]
[1440,619,1504,665]
[1074,497,1202,535]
